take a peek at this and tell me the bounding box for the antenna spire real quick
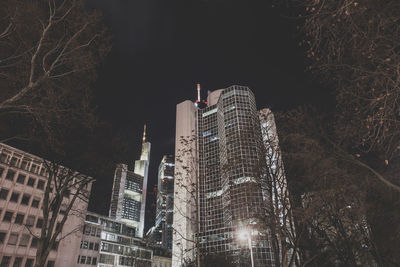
[197,83,201,102]
[142,124,146,143]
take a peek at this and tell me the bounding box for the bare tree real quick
[259,109,301,267]
[27,159,93,267]
[0,0,110,143]
[173,134,201,267]
[275,107,388,266]
[290,0,400,192]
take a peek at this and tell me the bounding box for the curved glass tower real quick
[173,85,276,266]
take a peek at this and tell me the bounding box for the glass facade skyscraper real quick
[173,85,276,266]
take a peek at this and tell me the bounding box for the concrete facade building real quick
[109,126,151,238]
[172,86,278,266]
[0,143,91,267]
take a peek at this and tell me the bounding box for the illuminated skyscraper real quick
[172,85,277,267]
[109,125,151,238]
[154,155,174,250]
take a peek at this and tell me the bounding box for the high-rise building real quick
[172,85,277,266]
[153,155,174,251]
[109,125,151,238]
[134,125,151,238]
[0,143,92,267]
[109,164,143,236]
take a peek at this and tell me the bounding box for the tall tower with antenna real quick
[109,125,151,238]
[134,124,151,238]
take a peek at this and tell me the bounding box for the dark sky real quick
[85,0,328,231]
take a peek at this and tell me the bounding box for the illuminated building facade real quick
[172,85,276,266]
[77,211,153,267]
[153,155,174,251]
[109,126,151,238]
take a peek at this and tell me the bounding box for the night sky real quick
[85,0,329,231]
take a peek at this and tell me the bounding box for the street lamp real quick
[238,229,254,267]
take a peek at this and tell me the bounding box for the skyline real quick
[84,1,332,229]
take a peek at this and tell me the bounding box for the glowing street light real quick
[238,229,254,267]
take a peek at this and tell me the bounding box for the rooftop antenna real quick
[142,124,146,143]
[197,83,201,102]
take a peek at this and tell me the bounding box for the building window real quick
[51,241,58,251]
[10,192,20,203]
[5,170,15,181]
[46,261,55,267]
[3,211,13,222]
[83,240,88,249]
[15,213,24,224]
[13,257,23,267]
[37,180,45,190]
[0,232,6,244]
[19,234,30,247]
[0,256,11,267]
[24,259,34,267]
[86,257,92,264]
[0,188,9,200]
[26,215,35,227]
[89,242,94,250]
[31,199,39,208]
[91,257,97,265]
[0,167,4,177]
[27,177,36,187]
[7,233,18,245]
[94,243,99,251]
[30,237,38,248]
[21,194,30,205]
[36,218,43,229]
[80,256,86,264]
[16,174,26,184]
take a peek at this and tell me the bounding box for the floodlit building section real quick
[77,211,153,267]
[172,86,278,266]
[0,143,91,267]
[153,155,174,251]
[172,100,198,266]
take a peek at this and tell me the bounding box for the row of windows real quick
[0,152,46,176]
[1,209,63,233]
[83,224,101,237]
[0,188,41,207]
[80,240,100,251]
[77,255,97,265]
[0,168,46,189]
[0,256,54,267]
[0,231,58,250]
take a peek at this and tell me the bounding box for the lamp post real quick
[238,229,254,267]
